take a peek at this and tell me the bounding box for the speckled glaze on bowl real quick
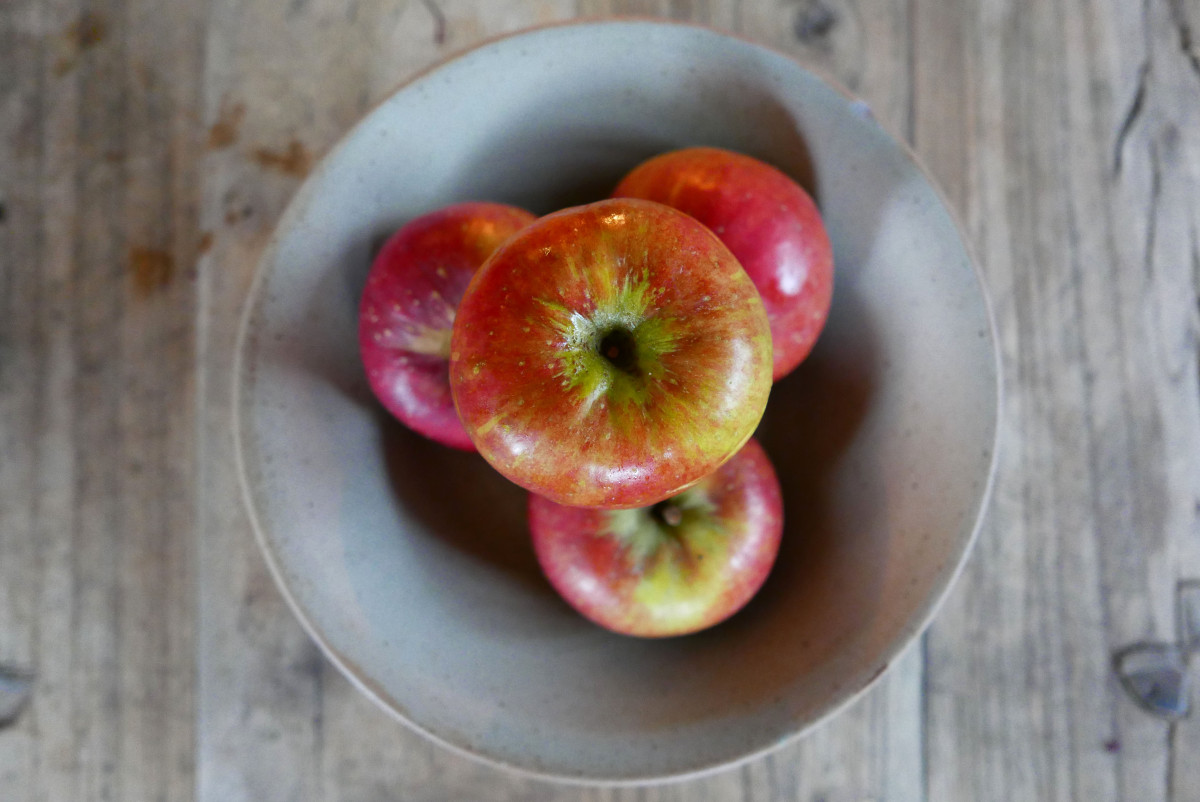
[234,19,1000,785]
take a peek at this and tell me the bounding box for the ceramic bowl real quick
[235,19,1000,784]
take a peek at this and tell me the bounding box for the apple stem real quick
[659,503,683,527]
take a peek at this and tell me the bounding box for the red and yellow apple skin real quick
[528,438,783,637]
[613,147,834,381]
[359,202,536,450]
[449,198,773,509]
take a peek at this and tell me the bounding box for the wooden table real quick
[3,0,1199,799]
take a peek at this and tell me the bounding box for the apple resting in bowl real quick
[614,147,833,381]
[449,198,773,509]
[359,201,535,450]
[528,437,783,637]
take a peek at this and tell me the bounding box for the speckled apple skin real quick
[359,202,535,450]
[614,147,834,380]
[449,198,773,509]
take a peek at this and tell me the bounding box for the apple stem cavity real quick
[598,327,639,375]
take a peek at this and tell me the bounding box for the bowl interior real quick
[236,20,998,783]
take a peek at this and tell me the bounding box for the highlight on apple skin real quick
[449,197,774,509]
[359,201,535,450]
[528,438,784,638]
[613,146,834,381]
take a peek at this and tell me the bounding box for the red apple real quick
[613,147,834,380]
[359,202,535,449]
[528,438,783,637]
[449,198,773,509]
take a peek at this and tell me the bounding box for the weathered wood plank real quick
[924,0,1079,798]
[0,0,204,799]
[1129,0,1200,797]
[924,0,1200,799]
[0,1,51,795]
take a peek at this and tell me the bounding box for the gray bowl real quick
[234,19,1000,785]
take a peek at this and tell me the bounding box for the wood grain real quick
[3,0,1200,798]
[0,0,203,800]
[921,0,1200,800]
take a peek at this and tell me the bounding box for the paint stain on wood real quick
[252,140,312,178]
[67,12,107,48]
[52,12,107,77]
[128,247,175,297]
[208,102,246,150]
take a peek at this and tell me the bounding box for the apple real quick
[359,201,535,450]
[612,147,834,380]
[528,437,783,637]
[449,198,773,509]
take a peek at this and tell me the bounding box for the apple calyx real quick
[548,274,679,417]
[604,486,721,572]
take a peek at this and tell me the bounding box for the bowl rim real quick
[232,16,1003,786]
